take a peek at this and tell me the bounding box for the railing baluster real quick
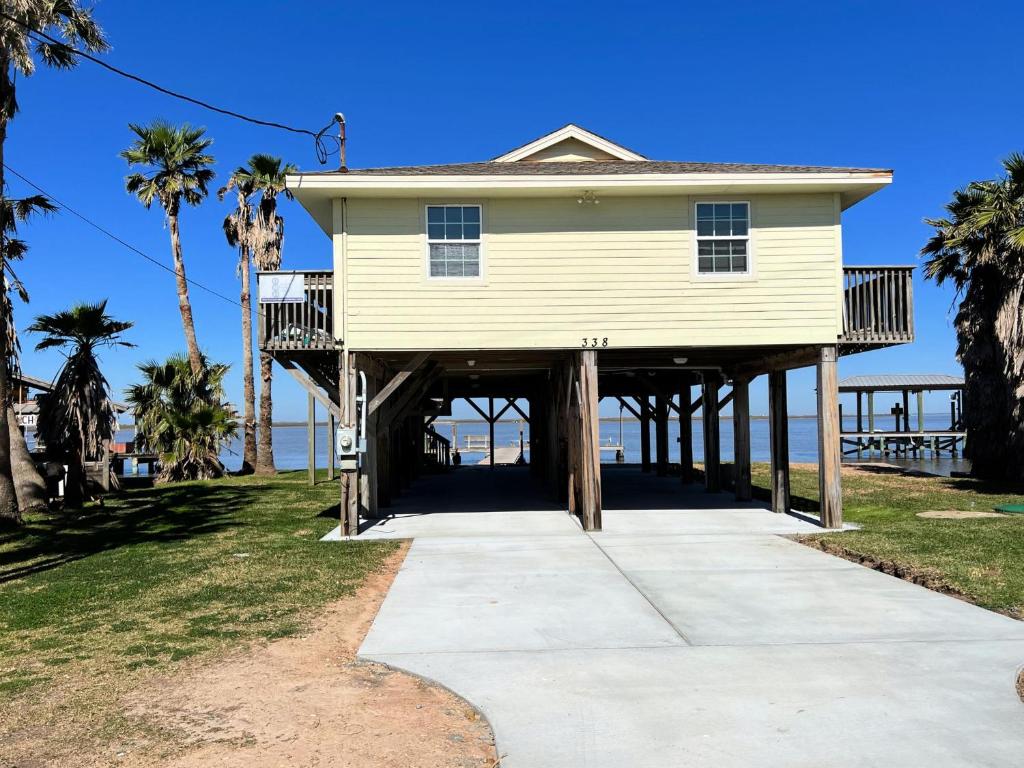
[255,270,334,352]
[839,266,914,346]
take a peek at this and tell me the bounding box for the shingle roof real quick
[301,160,891,177]
[838,374,964,392]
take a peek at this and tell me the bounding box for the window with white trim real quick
[427,205,481,278]
[696,202,749,274]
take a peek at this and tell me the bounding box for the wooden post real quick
[307,392,316,486]
[578,350,602,531]
[339,351,359,537]
[566,366,579,516]
[488,397,495,469]
[867,391,875,456]
[327,409,336,481]
[361,365,379,518]
[816,345,843,528]
[702,374,721,492]
[768,369,790,514]
[639,396,651,472]
[655,395,669,477]
[679,385,693,484]
[732,377,752,502]
[856,391,863,456]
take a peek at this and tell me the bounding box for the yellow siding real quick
[336,194,842,351]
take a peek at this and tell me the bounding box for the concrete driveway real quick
[358,471,1024,767]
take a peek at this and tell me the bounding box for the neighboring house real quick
[263,123,912,535]
[12,372,129,450]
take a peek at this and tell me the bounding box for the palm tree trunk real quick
[256,352,276,475]
[238,253,257,473]
[64,442,84,510]
[167,205,203,376]
[8,406,48,513]
[0,64,22,525]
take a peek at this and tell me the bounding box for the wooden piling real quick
[578,350,602,531]
[327,409,335,481]
[307,392,316,486]
[360,364,379,518]
[655,395,669,477]
[639,396,651,472]
[732,377,752,502]
[679,385,693,483]
[339,350,359,537]
[488,397,495,469]
[768,369,790,514]
[702,374,721,492]
[816,345,843,528]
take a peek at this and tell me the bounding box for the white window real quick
[695,202,749,274]
[427,205,481,278]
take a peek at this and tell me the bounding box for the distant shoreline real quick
[246,412,954,428]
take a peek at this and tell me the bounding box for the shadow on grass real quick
[0,482,258,585]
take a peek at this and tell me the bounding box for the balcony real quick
[840,266,914,349]
[256,270,336,352]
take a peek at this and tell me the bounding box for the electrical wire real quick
[0,10,341,164]
[4,162,250,311]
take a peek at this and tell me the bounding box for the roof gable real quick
[493,124,647,163]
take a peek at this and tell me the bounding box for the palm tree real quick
[218,168,258,473]
[922,152,1024,481]
[239,155,296,475]
[121,121,214,376]
[29,301,133,508]
[2,194,57,516]
[0,1,107,524]
[126,354,237,482]
[216,154,296,476]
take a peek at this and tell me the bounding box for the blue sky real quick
[5,0,1022,420]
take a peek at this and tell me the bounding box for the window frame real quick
[691,199,756,281]
[423,203,485,282]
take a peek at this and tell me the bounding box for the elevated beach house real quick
[261,123,912,535]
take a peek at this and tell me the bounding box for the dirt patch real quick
[1018,669,1024,704]
[798,536,966,597]
[917,509,1005,519]
[124,540,496,768]
[2,542,496,768]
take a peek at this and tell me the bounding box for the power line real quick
[0,9,340,164]
[4,162,250,311]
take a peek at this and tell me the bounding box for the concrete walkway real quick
[358,470,1024,767]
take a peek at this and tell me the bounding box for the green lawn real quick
[750,463,1024,617]
[0,471,397,699]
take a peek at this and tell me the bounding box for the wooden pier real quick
[838,374,965,459]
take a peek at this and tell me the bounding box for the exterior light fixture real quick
[577,190,600,205]
[469,373,480,380]
[673,357,689,365]
[467,359,476,367]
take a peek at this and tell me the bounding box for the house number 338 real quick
[582,337,609,348]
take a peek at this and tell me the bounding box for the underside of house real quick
[261,124,913,536]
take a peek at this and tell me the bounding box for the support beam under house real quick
[816,345,843,528]
[768,369,791,514]
[577,350,602,531]
[732,377,752,502]
[702,374,721,492]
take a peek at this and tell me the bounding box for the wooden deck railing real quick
[840,266,915,345]
[256,270,336,351]
[424,427,451,467]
